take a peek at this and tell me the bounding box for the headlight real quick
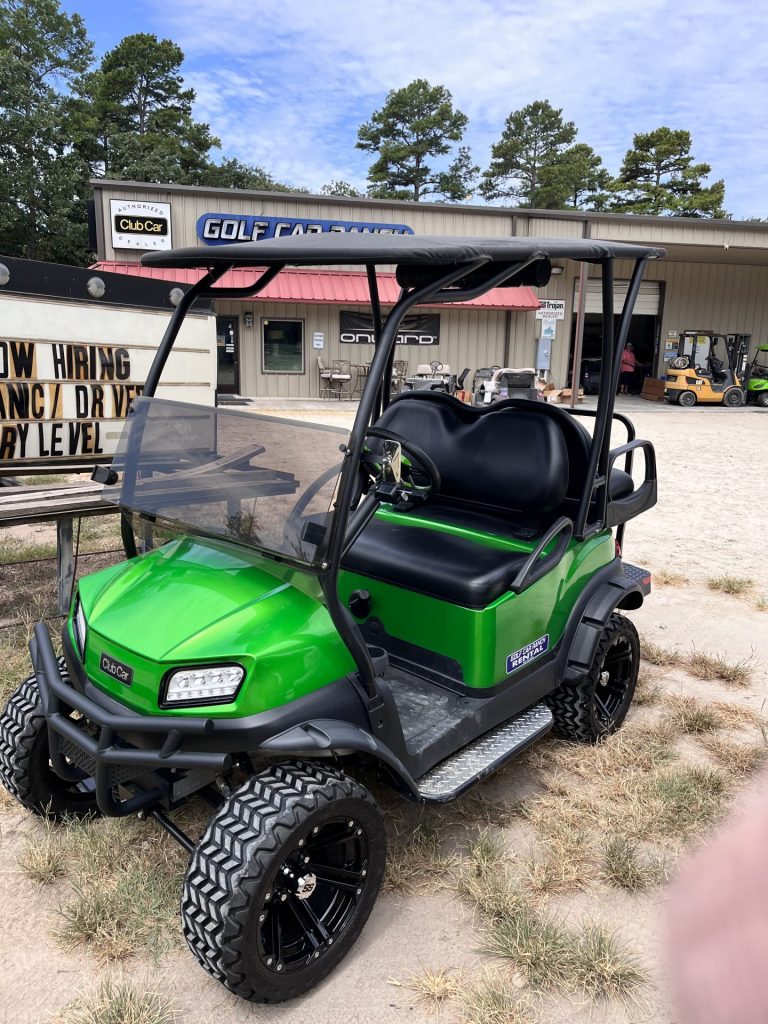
[74,597,87,659]
[163,665,245,706]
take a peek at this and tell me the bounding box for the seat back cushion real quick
[376,392,569,514]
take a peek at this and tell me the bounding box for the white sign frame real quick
[535,299,566,321]
[110,200,172,251]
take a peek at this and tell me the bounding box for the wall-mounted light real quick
[87,276,106,298]
[550,266,564,276]
[0,263,9,287]
[169,287,185,307]
[244,312,254,328]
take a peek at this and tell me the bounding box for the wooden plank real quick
[57,517,74,615]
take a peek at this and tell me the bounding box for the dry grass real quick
[0,536,58,565]
[686,649,754,686]
[482,903,644,1000]
[55,979,176,1024]
[699,734,768,776]
[756,595,768,612]
[708,700,766,730]
[634,668,663,707]
[663,694,724,734]
[18,821,66,884]
[639,637,683,667]
[383,817,458,895]
[0,625,33,707]
[456,831,521,921]
[53,816,187,961]
[395,967,461,1009]
[654,568,688,587]
[601,836,669,892]
[707,574,755,596]
[459,970,535,1024]
[452,790,521,829]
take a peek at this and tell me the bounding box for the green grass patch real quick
[601,836,668,892]
[459,970,535,1024]
[0,537,58,564]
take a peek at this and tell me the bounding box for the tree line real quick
[0,0,727,268]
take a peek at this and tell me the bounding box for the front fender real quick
[258,718,420,798]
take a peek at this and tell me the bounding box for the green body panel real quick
[74,536,356,717]
[747,377,768,392]
[338,507,614,689]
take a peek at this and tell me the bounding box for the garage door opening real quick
[568,280,661,394]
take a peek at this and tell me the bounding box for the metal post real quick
[570,263,588,408]
[56,516,74,614]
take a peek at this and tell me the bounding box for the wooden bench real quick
[0,481,117,614]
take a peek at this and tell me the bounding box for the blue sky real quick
[62,0,768,219]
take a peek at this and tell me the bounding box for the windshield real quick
[105,397,347,567]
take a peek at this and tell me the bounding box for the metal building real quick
[93,180,768,399]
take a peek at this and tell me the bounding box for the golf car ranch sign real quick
[197,213,414,244]
[0,338,142,461]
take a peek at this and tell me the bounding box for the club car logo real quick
[100,652,133,686]
[506,635,549,674]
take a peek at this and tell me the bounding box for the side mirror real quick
[380,440,402,484]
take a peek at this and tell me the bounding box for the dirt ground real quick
[0,397,765,1024]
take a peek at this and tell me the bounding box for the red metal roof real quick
[93,261,541,312]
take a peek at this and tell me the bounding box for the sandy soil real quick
[0,398,765,1023]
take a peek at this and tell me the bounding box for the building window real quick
[262,318,304,373]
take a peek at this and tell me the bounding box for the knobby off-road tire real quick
[546,612,639,743]
[182,761,386,1003]
[0,666,98,819]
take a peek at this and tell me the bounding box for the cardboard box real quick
[559,388,585,404]
[640,378,666,402]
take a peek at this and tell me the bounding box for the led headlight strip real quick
[164,665,245,706]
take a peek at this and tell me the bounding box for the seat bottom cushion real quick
[342,516,529,609]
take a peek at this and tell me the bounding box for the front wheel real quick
[0,670,98,819]
[723,387,745,408]
[546,612,639,743]
[182,761,386,1003]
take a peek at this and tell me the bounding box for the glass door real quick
[216,316,240,395]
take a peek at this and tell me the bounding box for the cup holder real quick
[366,644,389,676]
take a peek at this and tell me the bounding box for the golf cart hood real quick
[75,536,355,716]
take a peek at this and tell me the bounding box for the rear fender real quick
[560,563,649,685]
[256,718,420,798]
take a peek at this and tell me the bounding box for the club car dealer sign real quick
[111,200,172,251]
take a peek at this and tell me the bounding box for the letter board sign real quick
[340,311,439,346]
[111,200,172,251]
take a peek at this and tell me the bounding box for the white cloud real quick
[144,0,768,214]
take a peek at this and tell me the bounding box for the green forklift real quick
[0,234,663,1003]
[746,343,768,406]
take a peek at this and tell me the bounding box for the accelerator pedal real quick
[416,703,553,802]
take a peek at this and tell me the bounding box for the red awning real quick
[92,261,541,312]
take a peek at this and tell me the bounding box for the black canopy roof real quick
[142,234,666,269]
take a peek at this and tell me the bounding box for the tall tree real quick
[480,100,576,206]
[537,143,613,210]
[203,157,297,193]
[0,0,93,262]
[83,33,219,183]
[357,79,477,201]
[612,127,725,217]
[320,180,363,198]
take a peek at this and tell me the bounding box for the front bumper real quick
[32,623,371,817]
[32,623,232,816]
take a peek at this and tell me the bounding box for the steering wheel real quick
[430,360,444,374]
[363,426,441,509]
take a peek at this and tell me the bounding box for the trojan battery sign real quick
[110,200,172,251]
[0,294,215,467]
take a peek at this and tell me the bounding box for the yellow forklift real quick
[664,331,749,407]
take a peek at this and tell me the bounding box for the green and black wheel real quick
[546,612,639,743]
[678,391,697,407]
[0,668,98,819]
[182,761,386,1003]
[757,392,768,408]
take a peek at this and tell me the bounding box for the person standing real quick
[619,343,638,394]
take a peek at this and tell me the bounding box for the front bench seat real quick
[343,398,570,607]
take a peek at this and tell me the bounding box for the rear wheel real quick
[723,387,745,408]
[0,669,98,819]
[678,391,697,407]
[182,761,386,1003]
[758,392,768,408]
[546,613,639,743]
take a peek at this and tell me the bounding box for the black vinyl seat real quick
[342,392,637,607]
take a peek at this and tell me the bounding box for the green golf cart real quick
[0,234,663,1003]
[746,344,768,406]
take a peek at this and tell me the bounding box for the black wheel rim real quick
[257,815,369,974]
[594,635,634,727]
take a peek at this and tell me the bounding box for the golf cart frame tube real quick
[574,257,647,539]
